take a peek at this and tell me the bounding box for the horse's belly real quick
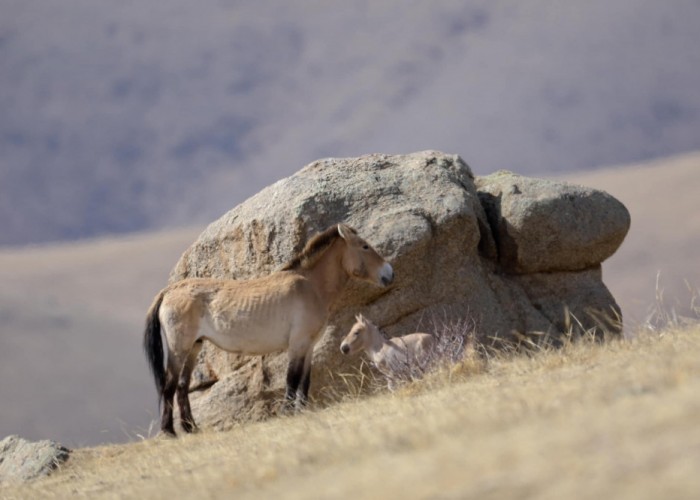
[201,314,292,355]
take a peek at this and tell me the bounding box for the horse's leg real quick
[285,354,305,407]
[297,345,315,408]
[161,354,183,437]
[161,304,199,437]
[177,339,203,433]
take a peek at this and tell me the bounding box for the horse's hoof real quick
[181,420,198,434]
[279,400,295,416]
[158,429,177,439]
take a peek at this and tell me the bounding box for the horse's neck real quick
[301,240,349,310]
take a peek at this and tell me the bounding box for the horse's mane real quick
[282,225,355,271]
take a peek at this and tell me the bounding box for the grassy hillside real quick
[3,325,699,499]
[2,0,700,244]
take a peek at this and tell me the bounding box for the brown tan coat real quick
[144,224,394,436]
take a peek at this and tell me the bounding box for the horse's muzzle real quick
[379,263,394,287]
[340,343,350,355]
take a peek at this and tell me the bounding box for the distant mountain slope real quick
[2,1,700,245]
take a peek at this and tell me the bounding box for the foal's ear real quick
[355,313,366,324]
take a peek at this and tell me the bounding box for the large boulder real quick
[168,151,630,431]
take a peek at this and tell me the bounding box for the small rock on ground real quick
[0,435,70,483]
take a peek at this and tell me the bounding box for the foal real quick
[144,224,394,436]
[340,314,435,386]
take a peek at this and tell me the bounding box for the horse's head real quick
[337,224,393,287]
[340,314,373,355]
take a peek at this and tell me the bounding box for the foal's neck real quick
[366,323,389,360]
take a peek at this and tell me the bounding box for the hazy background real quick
[2,0,700,246]
[1,1,699,446]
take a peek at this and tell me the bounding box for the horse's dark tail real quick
[143,290,166,405]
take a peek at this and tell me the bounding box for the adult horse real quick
[143,223,394,436]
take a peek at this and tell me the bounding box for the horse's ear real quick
[337,224,357,241]
[355,313,366,324]
[337,224,350,241]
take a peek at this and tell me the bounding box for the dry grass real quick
[3,323,700,499]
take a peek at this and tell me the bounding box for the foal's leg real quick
[177,339,203,433]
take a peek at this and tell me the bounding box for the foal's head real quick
[340,314,377,355]
[337,224,394,287]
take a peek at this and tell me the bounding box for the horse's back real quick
[163,273,312,308]
[386,332,435,366]
[163,273,324,355]
[390,332,434,351]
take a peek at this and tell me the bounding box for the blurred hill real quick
[2,0,700,245]
[567,152,700,327]
[0,227,201,445]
